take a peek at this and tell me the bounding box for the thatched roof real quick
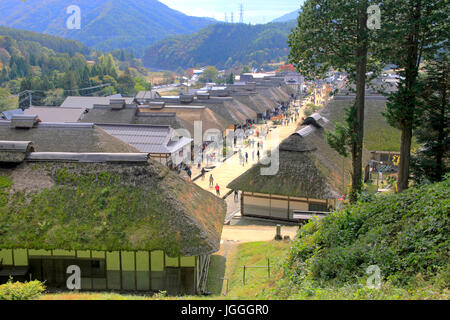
[228,122,352,199]
[0,154,226,256]
[228,101,373,199]
[0,121,139,153]
[80,107,137,124]
[321,96,401,151]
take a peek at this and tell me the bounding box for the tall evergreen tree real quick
[379,0,448,191]
[411,53,449,184]
[288,0,381,202]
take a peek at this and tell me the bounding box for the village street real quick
[193,102,305,198]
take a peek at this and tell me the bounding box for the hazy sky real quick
[159,0,304,24]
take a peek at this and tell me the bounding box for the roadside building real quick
[0,143,226,294]
[96,123,192,166]
[0,115,139,153]
[228,113,360,222]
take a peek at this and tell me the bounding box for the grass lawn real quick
[218,241,292,300]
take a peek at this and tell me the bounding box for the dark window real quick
[309,203,329,212]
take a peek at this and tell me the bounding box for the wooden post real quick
[134,251,137,291]
[243,266,246,285]
[119,251,123,291]
[90,250,94,290]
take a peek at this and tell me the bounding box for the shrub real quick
[0,279,46,300]
[284,177,450,288]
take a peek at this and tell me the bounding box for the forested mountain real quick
[0,0,216,56]
[0,27,149,110]
[272,10,300,23]
[143,22,296,70]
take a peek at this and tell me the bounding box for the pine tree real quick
[379,0,448,191]
[288,0,381,202]
[411,53,449,184]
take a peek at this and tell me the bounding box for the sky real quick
[159,0,304,24]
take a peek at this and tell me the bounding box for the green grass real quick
[221,241,292,299]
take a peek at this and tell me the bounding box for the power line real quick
[16,83,114,109]
[18,83,112,96]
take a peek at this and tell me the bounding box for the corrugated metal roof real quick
[294,125,316,137]
[98,124,192,154]
[1,109,23,120]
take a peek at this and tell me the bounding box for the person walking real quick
[209,174,214,188]
[257,150,260,162]
[201,167,206,180]
[234,190,239,202]
[215,184,220,196]
[245,152,248,164]
[187,169,192,181]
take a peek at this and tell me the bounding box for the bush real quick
[304,103,321,117]
[284,177,450,289]
[0,279,46,300]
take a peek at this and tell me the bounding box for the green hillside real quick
[143,22,296,70]
[0,27,147,108]
[273,177,449,299]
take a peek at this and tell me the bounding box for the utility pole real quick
[239,4,244,23]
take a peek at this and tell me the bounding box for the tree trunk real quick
[350,5,369,203]
[435,70,447,181]
[397,0,421,192]
[397,124,413,192]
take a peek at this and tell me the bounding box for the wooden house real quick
[227,113,360,222]
[0,142,226,294]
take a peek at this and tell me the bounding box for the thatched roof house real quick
[0,146,226,294]
[227,112,358,222]
[0,117,138,153]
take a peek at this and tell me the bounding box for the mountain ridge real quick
[0,0,216,56]
[143,21,296,70]
[272,10,300,23]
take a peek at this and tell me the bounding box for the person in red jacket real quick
[215,184,220,196]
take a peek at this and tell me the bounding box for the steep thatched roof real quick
[0,155,226,256]
[0,121,139,153]
[228,122,352,199]
[321,96,402,151]
[80,107,137,124]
